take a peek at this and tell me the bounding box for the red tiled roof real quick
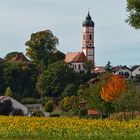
[88,110,101,115]
[93,66,106,74]
[65,52,86,63]
[12,54,29,62]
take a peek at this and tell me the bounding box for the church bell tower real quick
[82,12,95,65]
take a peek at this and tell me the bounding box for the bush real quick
[12,108,24,116]
[45,100,54,113]
[78,108,87,118]
[32,110,44,117]
[61,97,72,112]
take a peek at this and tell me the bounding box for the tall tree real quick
[105,61,112,72]
[126,0,140,29]
[25,30,59,68]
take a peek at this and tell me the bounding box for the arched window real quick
[89,34,92,40]
[78,64,81,70]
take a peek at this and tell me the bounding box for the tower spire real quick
[82,13,95,65]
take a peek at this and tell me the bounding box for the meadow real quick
[0,116,140,140]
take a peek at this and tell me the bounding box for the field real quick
[0,116,140,140]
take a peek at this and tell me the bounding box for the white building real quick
[131,65,140,77]
[111,66,132,80]
[0,96,28,115]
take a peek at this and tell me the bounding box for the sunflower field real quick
[0,116,140,140]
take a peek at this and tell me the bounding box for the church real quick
[65,12,95,72]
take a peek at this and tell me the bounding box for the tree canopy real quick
[36,61,80,97]
[126,0,140,29]
[25,30,59,68]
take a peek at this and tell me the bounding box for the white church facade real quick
[65,12,95,72]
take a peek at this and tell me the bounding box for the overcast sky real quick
[0,0,139,66]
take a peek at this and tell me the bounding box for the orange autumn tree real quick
[100,75,126,102]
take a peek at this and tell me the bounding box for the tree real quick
[126,0,140,29]
[100,75,126,102]
[61,97,72,112]
[78,83,115,117]
[105,61,112,72]
[115,81,140,119]
[48,50,65,65]
[5,87,13,97]
[62,84,78,97]
[45,100,54,113]
[25,30,59,68]
[36,61,80,97]
[3,61,38,99]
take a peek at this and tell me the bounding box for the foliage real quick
[45,100,54,113]
[78,83,115,117]
[0,116,140,139]
[115,81,140,114]
[4,87,13,97]
[126,0,140,29]
[48,50,65,65]
[100,75,126,102]
[12,108,24,116]
[78,108,87,117]
[21,98,39,104]
[25,30,59,68]
[32,110,44,117]
[2,61,38,99]
[61,97,72,112]
[36,61,80,97]
[83,61,94,73]
[62,84,78,97]
[0,99,13,115]
[4,52,21,60]
[105,61,112,72]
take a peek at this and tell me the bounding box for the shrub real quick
[78,108,87,118]
[45,100,54,113]
[32,110,44,117]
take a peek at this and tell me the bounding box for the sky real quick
[0,0,139,66]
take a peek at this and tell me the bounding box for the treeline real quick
[0,30,93,100]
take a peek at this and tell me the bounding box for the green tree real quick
[62,84,78,97]
[115,81,140,119]
[3,61,38,99]
[61,97,72,112]
[105,61,112,72]
[5,87,13,97]
[25,30,59,68]
[48,50,65,65]
[36,61,80,97]
[45,100,54,113]
[126,0,140,29]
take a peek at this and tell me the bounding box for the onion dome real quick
[83,12,94,27]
